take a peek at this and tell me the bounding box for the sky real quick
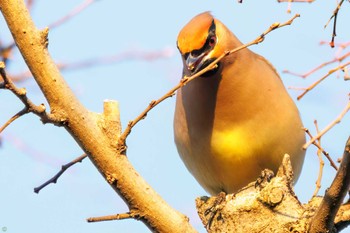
[0,1,349,233]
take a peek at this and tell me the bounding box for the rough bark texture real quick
[308,136,350,233]
[0,1,196,232]
[2,1,350,233]
[196,154,350,233]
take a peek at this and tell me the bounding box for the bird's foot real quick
[204,191,226,231]
[255,169,275,190]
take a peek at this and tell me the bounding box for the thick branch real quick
[1,2,300,231]
[0,1,196,232]
[308,137,350,233]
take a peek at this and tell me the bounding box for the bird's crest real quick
[177,12,215,55]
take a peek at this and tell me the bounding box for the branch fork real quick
[0,3,304,232]
[0,62,64,134]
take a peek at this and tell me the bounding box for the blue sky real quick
[0,1,349,232]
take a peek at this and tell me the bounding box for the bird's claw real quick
[255,169,275,190]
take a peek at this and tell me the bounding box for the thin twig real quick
[9,48,173,83]
[288,86,307,91]
[297,61,350,100]
[0,61,61,125]
[87,212,136,223]
[312,120,324,197]
[0,42,16,64]
[277,0,314,13]
[314,120,324,196]
[1,0,93,74]
[304,100,350,149]
[277,0,314,2]
[344,66,350,80]
[61,49,172,69]
[284,51,350,79]
[48,0,96,29]
[287,0,292,14]
[0,108,28,134]
[324,0,345,47]
[4,132,64,166]
[34,154,87,193]
[116,14,300,153]
[303,127,337,170]
[322,41,350,59]
[319,40,350,49]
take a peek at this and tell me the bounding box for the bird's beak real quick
[185,52,209,75]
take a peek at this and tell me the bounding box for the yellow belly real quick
[208,129,266,193]
[193,126,297,194]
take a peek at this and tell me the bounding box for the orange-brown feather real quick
[177,12,214,54]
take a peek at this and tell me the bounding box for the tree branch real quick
[48,0,96,29]
[304,100,350,149]
[0,2,300,231]
[297,61,350,100]
[303,126,337,170]
[277,0,315,14]
[34,154,88,194]
[305,121,326,197]
[308,136,350,233]
[0,62,60,126]
[335,203,350,231]
[117,13,301,153]
[284,51,350,79]
[0,1,196,232]
[87,212,136,222]
[8,48,173,83]
[0,107,27,134]
[324,0,345,47]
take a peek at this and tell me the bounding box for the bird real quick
[174,12,306,195]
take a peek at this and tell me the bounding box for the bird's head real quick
[177,12,240,77]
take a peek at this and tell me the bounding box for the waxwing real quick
[174,12,305,195]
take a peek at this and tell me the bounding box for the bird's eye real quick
[209,36,216,47]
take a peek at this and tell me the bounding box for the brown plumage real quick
[174,12,305,195]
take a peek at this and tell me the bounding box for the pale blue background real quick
[0,1,349,232]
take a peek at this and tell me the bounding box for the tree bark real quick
[196,154,350,233]
[0,1,196,232]
[2,1,350,233]
[308,136,350,233]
